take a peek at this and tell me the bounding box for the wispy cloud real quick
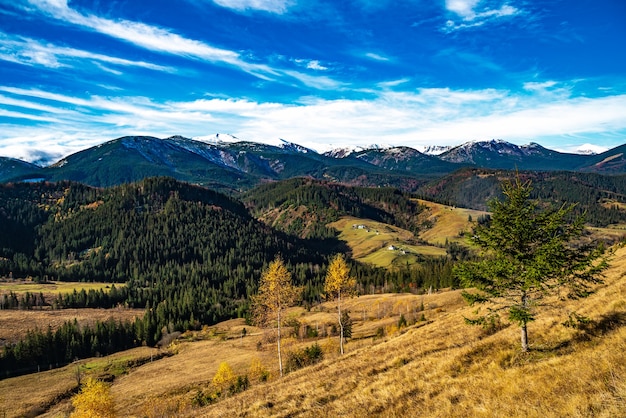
[2,80,625,162]
[0,32,174,72]
[443,0,521,33]
[523,80,558,91]
[23,0,339,89]
[365,52,390,62]
[212,0,294,14]
[377,78,411,89]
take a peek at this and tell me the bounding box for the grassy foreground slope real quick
[197,246,626,418]
[3,248,624,417]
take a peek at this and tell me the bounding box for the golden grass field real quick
[0,280,139,346]
[327,200,490,269]
[328,216,447,269]
[1,244,624,417]
[0,280,123,302]
[0,308,143,346]
[415,199,489,246]
[192,244,626,418]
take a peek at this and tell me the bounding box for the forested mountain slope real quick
[417,169,626,227]
[243,178,427,239]
[0,178,335,341]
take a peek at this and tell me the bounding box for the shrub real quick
[285,343,324,373]
[70,378,114,418]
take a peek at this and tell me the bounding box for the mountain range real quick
[2,136,626,191]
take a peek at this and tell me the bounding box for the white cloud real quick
[446,0,480,20]
[523,80,558,91]
[306,60,328,71]
[27,0,241,61]
[292,58,328,71]
[377,78,411,89]
[443,0,521,32]
[0,32,175,72]
[212,0,294,14]
[1,82,625,163]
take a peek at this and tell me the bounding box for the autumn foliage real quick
[324,254,357,354]
[252,257,301,376]
[70,378,115,418]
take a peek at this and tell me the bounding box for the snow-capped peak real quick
[278,138,316,154]
[193,133,241,145]
[575,143,607,155]
[416,145,452,156]
[324,144,394,158]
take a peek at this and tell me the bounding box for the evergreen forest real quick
[1,170,625,378]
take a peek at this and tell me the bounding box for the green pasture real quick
[328,217,448,269]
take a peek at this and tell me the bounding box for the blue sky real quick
[0,0,625,163]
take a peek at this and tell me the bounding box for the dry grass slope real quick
[2,246,624,417]
[194,246,626,418]
[416,199,488,246]
[0,308,142,346]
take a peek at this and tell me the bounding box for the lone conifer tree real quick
[324,254,357,355]
[252,257,300,376]
[454,176,609,352]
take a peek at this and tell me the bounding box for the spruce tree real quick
[454,176,610,352]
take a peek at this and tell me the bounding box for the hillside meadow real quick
[0,308,143,347]
[1,244,623,417]
[0,280,123,303]
[193,244,626,418]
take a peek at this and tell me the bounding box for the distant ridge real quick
[1,136,625,189]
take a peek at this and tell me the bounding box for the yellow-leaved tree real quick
[212,361,235,395]
[252,257,300,377]
[70,377,115,418]
[324,254,356,355]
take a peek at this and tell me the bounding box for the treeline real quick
[0,286,129,310]
[0,291,46,310]
[0,318,140,379]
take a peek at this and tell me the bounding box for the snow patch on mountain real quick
[278,138,316,154]
[575,143,607,155]
[193,133,241,145]
[416,145,452,155]
[324,144,393,158]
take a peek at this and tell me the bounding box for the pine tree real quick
[454,176,610,352]
[251,257,300,377]
[324,254,357,355]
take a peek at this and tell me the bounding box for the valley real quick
[1,151,626,417]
